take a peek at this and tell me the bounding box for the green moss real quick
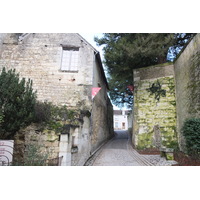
[137,131,154,150]
[169,101,176,107]
[166,153,174,160]
[31,135,38,141]
[47,121,63,132]
[47,134,59,142]
[135,75,177,150]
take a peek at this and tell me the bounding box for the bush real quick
[182,118,200,157]
[34,101,52,123]
[0,67,36,139]
[13,144,50,166]
[33,101,79,131]
[23,144,49,166]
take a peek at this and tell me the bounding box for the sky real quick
[79,33,104,58]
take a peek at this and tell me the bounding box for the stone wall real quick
[14,116,92,166]
[14,124,60,164]
[0,33,93,108]
[0,34,6,48]
[133,63,177,150]
[0,33,113,165]
[174,33,200,151]
[127,111,133,134]
[71,116,91,166]
[91,58,114,153]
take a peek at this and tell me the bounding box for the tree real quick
[95,33,195,107]
[0,67,36,139]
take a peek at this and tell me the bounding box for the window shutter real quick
[61,49,79,71]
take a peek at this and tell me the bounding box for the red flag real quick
[92,87,101,99]
[127,85,134,92]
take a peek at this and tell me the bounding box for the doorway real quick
[122,122,125,129]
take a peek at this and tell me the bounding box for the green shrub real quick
[24,144,49,166]
[13,144,49,166]
[0,67,36,139]
[33,101,79,131]
[34,101,52,123]
[0,112,4,124]
[182,118,200,157]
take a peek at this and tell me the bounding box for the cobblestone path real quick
[86,130,177,166]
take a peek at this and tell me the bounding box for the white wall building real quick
[114,110,130,130]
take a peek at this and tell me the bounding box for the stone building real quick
[0,33,114,165]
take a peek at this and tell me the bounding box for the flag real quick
[127,85,134,92]
[92,87,101,99]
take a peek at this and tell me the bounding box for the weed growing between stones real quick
[13,144,50,166]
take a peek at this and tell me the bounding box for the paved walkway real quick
[86,130,177,166]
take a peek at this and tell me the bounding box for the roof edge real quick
[76,33,99,53]
[76,34,109,90]
[95,52,109,90]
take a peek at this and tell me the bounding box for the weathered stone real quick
[174,33,200,152]
[133,63,178,150]
[0,33,113,166]
[46,134,59,142]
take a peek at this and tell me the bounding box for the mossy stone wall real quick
[14,124,61,163]
[174,33,200,151]
[133,63,178,150]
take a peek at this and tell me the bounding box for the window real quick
[61,47,79,72]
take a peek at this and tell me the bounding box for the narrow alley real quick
[85,131,177,166]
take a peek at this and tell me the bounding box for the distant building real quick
[114,110,130,130]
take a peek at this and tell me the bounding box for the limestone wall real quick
[0,33,93,108]
[133,63,177,150]
[0,33,113,165]
[14,117,92,166]
[71,116,91,166]
[0,34,6,49]
[14,124,60,164]
[127,111,133,134]
[91,59,114,152]
[174,33,200,151]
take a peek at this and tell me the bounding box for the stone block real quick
[46,134,59,142]
[166,152,174,160]
[160,147,174,160]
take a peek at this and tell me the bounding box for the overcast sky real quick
[79,33,104,58]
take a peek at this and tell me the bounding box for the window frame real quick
[60,46,80,73]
